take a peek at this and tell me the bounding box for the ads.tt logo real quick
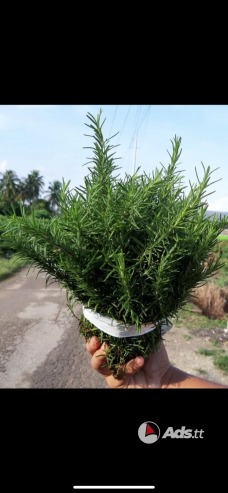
[138,422,160,444]
[138,421,204,444]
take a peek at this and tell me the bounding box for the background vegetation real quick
[0,169,62,280]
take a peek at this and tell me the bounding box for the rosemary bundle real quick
[2,109,228,377]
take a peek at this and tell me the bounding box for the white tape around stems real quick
[82,305,173,338]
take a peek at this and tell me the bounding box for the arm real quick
[161,366,228,389]
[86,337,228,389]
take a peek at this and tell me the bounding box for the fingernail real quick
[90,337,97,347]
[136,357,143,366]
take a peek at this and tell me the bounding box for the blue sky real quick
[0,105,228,211]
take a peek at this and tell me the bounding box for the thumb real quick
[119,356,144,378]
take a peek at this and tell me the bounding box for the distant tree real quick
[31,198,53,213]
[0,170,21,202]
[22,170,45,206]
[15,179,29,207]
[31,209,52,219]
[43,180,62,213]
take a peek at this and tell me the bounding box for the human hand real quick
[86,336,171,388]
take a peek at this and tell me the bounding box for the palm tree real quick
[30,170,45,201]
[43,180,62,213]
[19,170,45,207]
[15,179,30,207]
[0,170,21,202]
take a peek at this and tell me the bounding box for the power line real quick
[133,131,138,175]
[137,105,148,129]
[117,105,131,144]
[124,106,151,177]
[127,145,133,175]
[133,105,140,126]
[120,105,145,175]
[121,137,134,165]
[129,106,140,140]
[121,106,141,166]
[138,105,151,131]
[141,105,151,148]
[109,105,118,137]
[134,105,142,134]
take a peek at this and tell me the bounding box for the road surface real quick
[0,265,108,388]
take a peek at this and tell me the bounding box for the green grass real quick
[221,249,228,259]
[217,236,228,241]
[195,368,208,375]
[198,348,219,356]
[0,256,31,282]
[216,274,228,288]
[211,339,221,347]
[183,334,191,340]
[214,354,228,373]
[172,304,227,330]
[197,347,228,374]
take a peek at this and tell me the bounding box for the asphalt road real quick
[0,265,108,388]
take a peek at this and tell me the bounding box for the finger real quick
[118,356,144,377]
[91,342,112,376]
[86,336,102,356]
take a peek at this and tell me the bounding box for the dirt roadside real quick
[163,323,228,386]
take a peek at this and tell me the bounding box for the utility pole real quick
[133,130,138,175]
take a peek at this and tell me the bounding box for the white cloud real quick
[207,197,228,212]
[0,160,8,173]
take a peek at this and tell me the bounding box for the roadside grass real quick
[211,339,221,347]
[197,348,224,356]
[214,354,228,373]
[171,303,227,330]
[195,368,208,375]
[0,255,31,282]
[216,273,228,288]
[197,347,228,374]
